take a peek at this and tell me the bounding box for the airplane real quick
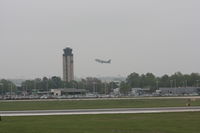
[95,59,111,64]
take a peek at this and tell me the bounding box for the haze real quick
[0,0,200,79]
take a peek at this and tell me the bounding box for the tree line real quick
[120,72,200,94]
[1,72,200,95]
[20,77,118,94]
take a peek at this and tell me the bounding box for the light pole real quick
[0,83,3,121]
[156,80,159,89]
[46,80,49,92]
[182,81,185,88]
[197,80,199,87]
[174,79,177,88]
[104,82,107,95]
[85,82,87,90]
[34,80,37,95]
[170,80,173,88]
[185,80,187,88]
[25,84,27,97]
[0,83,3,98]
[111,82,114,95]
[93,82,96,95]
[10,84,12,99]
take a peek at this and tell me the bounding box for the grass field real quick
[0,112,200,133]
[0,98,200,111]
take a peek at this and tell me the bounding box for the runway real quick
[1,106,200,116]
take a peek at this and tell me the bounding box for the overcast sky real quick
[0,0,200,79]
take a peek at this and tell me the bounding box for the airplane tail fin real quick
[108,59,111,63]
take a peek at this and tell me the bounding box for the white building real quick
[51,88,87,96]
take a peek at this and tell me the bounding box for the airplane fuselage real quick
[95,59,111,64]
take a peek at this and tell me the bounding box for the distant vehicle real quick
[95,59,111,64]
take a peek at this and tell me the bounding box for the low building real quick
[131,88,141,96]
[131,88,152,96]
[113,88,120,96]
[158,87,200,96]
[51,88,87,96]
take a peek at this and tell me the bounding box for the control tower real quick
[63,47,74,82]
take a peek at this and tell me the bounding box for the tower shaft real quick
[63,48,74,82]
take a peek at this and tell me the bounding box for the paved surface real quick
[1,106,200,116]
[1,96,200,102]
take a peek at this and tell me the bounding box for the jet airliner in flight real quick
[95,59,111,64]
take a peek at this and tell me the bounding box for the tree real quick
[159,74,170,87]
[143,73,156,89]
[126,72,141,88]
[83,77,102,93]
[120,81,130,95]
[0,79,16,95]
[50,76,63,89]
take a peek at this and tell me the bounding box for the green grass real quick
[0,98,200,111]
[0,112,200,133]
